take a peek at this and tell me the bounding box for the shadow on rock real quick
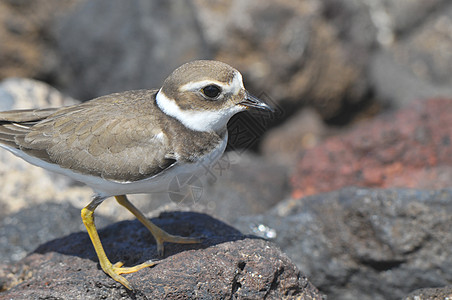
[2,211,321,299]
[33,211,247,266]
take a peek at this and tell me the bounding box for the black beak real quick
[239,92,274,112]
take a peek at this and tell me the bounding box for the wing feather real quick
[0,90,176,182]
[0,108,60,122]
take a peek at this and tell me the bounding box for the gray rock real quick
[0,202,113,265]
[1,211,322,299]
[261,108,327,165]
[0,77,78,111]
[193,0,365,119]
[378,0,449,34]
[179,151,290,224]
[235,188,452,300]
[55,0,210,100]
[322,0,377,49]
[322,0,449,50]
[369,2,452,107]
[404,286,452,300]
[370,50,452,107]
[323,0,452,110]
[0,78,92,221]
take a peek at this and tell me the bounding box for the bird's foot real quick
[154,230,202,256]
[103,260,156,290]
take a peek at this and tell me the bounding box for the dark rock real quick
[291,98,452,198]
[55,0,210,100]
[380,0,448,34]
[404,286,452,300]
[323,0,449,47]
[322,0,452,111]
[1,212,322,299]
[235,188,452,300]
[369,2,452,107]
[322,0,378,50]
[185,151,290,223]
[0,202,113,265]
[194,0,365,119]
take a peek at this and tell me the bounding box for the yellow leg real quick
[115,195,201,256]
[81,197,155,290]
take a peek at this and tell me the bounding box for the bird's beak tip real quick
[239,93,274,112]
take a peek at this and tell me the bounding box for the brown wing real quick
[0,107,60,148]
[0,107,61,122]
[0,90,176,182]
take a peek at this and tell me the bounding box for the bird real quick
[0,60,273,289]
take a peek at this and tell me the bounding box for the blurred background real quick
[0,0,452,299]
[1,0,452,162]
[2,0,451,118]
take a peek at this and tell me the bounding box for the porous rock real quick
[236,188,452,300]
[404,286,452,300]
[1,211,322,299]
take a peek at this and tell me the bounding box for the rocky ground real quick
[0,0,452,299]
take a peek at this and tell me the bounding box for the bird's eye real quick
[202,85,221,99]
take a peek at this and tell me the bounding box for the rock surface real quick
[0,203,113,265]
[0,0,80,80]
[193,0,363,119]
[369,2,452,107]
[0,77,79,111]
[291,98,452,198]
[1,211,322,299]
[404,286,452,300]
[235,188,452,300]
[261,108,327,165]
[0,78,91,218]
[322,0,452,110]
[55,0,210,100]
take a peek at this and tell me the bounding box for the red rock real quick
[291,99,452,198]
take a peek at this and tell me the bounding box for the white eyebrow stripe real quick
[179,80,229,92]
[178,71,245,96]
